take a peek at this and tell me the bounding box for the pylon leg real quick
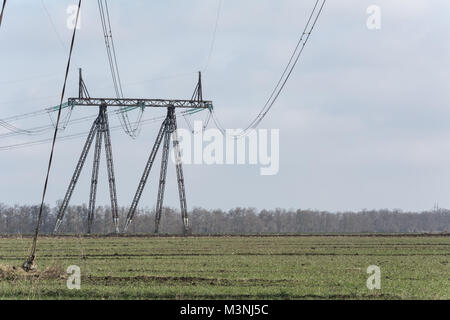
[154,124,171,233]
[102,107,120,233]
[53,117,99,233]
[169,109,190,235]
[124,118,168,232]
[87,123,103,234]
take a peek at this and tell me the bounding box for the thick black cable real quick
[0,0,6,28]
[22,0,82,271]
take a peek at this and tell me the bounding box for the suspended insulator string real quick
[203,108,212,128]
[183,113,194,133]
[22,0,82,272]
[47,105,74,130]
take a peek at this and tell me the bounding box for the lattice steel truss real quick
[53,70,208,235]
[53,103,120,234]
[124,106,190,234]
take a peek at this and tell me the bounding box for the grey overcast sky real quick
[1,0,450,212]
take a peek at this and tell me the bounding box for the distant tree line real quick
[0,203,449,235]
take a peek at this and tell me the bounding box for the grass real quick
[0,235,449,299]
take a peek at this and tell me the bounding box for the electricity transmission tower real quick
[54,69,120,234]
[53,70,212,235]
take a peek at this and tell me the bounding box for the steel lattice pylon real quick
[54,70,209,235]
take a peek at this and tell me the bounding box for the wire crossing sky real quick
[0,0,6,29]
[1,1,450,213]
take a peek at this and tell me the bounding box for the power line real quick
[0,119,35,135]
[40,0,80,71]
[22,0,82,272]
[211,0,327,137]
[0,74,203,137]
[203,0,223,73]
[98,0,122,98]
[0,103,73,136]
[0,113,96,139]
[97,0,142,138]
[104,1,124,98]
[0,118,154,151]
[0,0,6,28]
[40,0,66,51]
[246,0,326,131]
[0,102,67,123]
[0,109,205,151]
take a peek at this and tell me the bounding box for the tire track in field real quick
[83,274,298,286]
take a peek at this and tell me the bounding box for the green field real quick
[0,235,449,300]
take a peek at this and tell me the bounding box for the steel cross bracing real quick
[124,106,190,234]
[123,72,205,234]
[53,70,208,235]
[53,104,120,234]
[53,69,121,234]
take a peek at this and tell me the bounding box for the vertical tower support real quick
[53,104,119,234]
[170,108,189,234]
[125,107,190,234]
[87,116,103,233]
